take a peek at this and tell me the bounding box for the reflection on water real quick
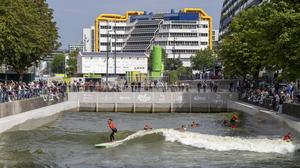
[0,112,299,168]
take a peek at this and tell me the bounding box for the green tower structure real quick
[151,45,164,78]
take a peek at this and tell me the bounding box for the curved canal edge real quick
[0,101,77,133]
[0,92,300,134]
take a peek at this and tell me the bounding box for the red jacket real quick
[108,121,116,129]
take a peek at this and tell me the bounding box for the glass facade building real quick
[219,0,264,39]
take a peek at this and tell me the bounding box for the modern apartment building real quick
[219,0,264,39]
[83,8,213,67]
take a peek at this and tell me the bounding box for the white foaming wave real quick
[110,129,297,154]
[161,129,296,154]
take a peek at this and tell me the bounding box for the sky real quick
[46,0,223,49]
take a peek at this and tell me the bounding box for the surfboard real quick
[95,141,121,148]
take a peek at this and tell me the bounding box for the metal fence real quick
[0,88,67,103]
[68,80,238,93]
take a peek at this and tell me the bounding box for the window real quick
[201,42,208,45]
[200,24,208,28]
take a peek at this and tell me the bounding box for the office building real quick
[68,44,84,53]
[83,8,213,67]
[78,52,148,75]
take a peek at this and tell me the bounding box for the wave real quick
[108,129,297,154]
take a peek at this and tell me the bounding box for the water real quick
[0,112,300,168]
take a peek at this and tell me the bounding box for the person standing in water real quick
[108,118,117,142]
[283,132,292,142]
[176,125,187,132]
[230,114,239,129]
[144,124,153,130]
[190,121,199,128]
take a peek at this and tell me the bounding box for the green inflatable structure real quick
[151,45,164,78]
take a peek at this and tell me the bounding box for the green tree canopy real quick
[0,0,59,80]
[219,0,300,81]
[51,53,65,74]
[191,49,216,72]
[67,50,79,76]
[164,58,183,71]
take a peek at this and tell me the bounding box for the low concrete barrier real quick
[0,97,65,118]
[0,97,47,118]
[283,103,300,118]
[0,101,77,133]
[228,101,300,133]
[68,92,238,113]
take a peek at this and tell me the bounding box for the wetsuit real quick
[230,114,238,124]
[283,134,291,142]
[108,121,117,141]
[223,119,228,126]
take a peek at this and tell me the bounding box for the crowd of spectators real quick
[239,80,300,113]
[197,81,219,93]
[68,80,193,93]
[0,80,67,103]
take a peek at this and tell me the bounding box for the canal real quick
[0,112,299,168]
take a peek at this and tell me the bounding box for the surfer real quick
[230,114,239,129]
[108,118,117,142]
[176,125,187,132]
[283,132,292,142]
[191,121,199,128]
[223,118,228,126]
[144,124,153,130]
[230,114,238,124]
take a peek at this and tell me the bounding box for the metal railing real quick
[68,83,231,93]
[0,87,67,103]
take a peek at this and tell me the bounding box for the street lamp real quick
[114,27,117,76]
[106,21,109,83]
[172,36,176,70]
[5,64,8,83]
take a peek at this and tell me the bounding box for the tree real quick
[219,0,300,82]
[191,49,216,72]
[263,0,300,80]
[66,50,79,76]
[164,58,183,71]
[169,70,178,84]
[51,53,65,74]
[0,0,59,81]
[176,66,193,80]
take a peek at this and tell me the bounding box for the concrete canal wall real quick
[228,101,300,133]
[1,92,300,134]
[0,97,47,118]
[0,101,77,134]
[68,92,239,113]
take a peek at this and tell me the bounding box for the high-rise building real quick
[83,8,213,67]
[212,29,219,50]
[219,0,264,39]
[83,26,95,52]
